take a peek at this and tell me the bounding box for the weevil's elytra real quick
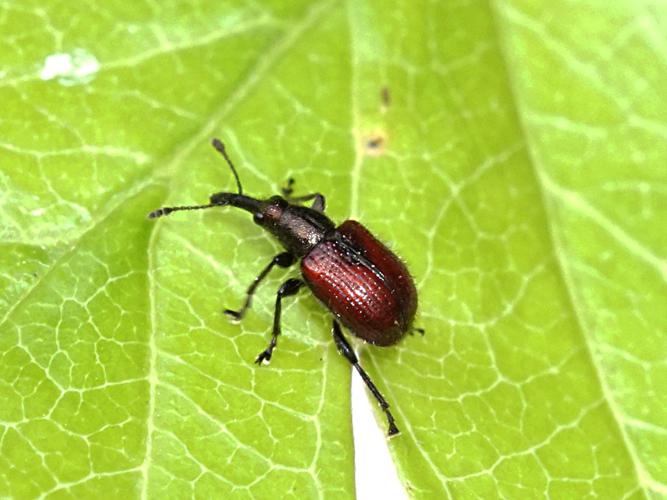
[149,138,420,437]
[302,221,417,347]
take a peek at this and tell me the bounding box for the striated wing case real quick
[301,220,417,346]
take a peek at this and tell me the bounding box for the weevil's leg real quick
[255,278,304,365]
[224,252,295,321]
[308,194,326,212]
[289,193,326,212]
[280,178,326,212]
[332,320,400,437]
[281,178,295,197]
[408,327,425,336]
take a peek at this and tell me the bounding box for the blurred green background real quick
[1,0,665,498]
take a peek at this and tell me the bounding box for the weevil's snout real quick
[209,192,264,214]
[209,192,232,205]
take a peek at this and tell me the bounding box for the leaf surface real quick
[0,0,665,498]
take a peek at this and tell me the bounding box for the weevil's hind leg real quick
[331,320,400,437]
[280,178,326,212]
[224,252,295,322]
[255,278,304,365]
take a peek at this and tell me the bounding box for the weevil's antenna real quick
[148,204,216,219]
[211,138,243,195]
[147,139,246,219]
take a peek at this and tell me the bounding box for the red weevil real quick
[149,139,420,436]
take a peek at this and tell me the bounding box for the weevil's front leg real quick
[255,278,304,365]
[224,252,295,321]
[281,178,326,212]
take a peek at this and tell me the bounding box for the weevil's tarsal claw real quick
[255,350,272,365]
[385,408,400,437]
[388,423,400,437]
[281,177,295,197]
[408,327,425,336]
[224,308,242,322]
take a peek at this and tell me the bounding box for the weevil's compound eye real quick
[257,198,285,226]
[267,195,288,208]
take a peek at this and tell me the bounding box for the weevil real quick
[149,139,420,435]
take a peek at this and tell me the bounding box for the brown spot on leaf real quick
[363,131,386,156]
[381,86,391,107]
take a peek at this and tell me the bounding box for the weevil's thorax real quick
[253,196,335,257]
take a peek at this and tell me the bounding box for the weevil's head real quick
[251,195,288,229]
[206,193,287,231]
[239,194,334,257]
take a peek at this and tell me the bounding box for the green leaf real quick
[1,0,665,499]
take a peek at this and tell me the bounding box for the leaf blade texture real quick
[0,0,665,498]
